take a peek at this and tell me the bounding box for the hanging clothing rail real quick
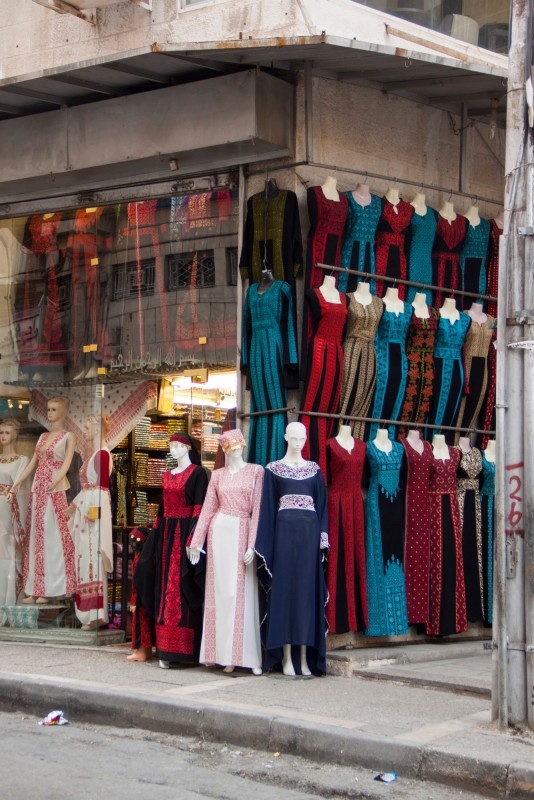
[316,263,499,304]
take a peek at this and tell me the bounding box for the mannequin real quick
[352,183,372,207]
[463,204,481,227]
[335,423,354,453]
[467,301,487,324]
[0,420,29,624]
[411,291,430,319]
[439,200,457,223]
[127,526,155,662]
[485,439,496,463]
[385,186,400,210]
[458,436,472,454]
[255,421,328,677]
[494,211,504,230]
[257,269,274,295]
[405,428,424,454]
[321,175,340,202]
[10,396,75,604]
[383,286,404,315]
[410,192,427,216]
[440,297,460,324]
[432,433,450,461]
[263,179,279,200]
[319,274,341,303]
[68,413,112,630]
[353,280,372,306]
[373,427,392,453]
[189,430,263,675]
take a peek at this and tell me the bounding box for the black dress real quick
[457,447,484,623]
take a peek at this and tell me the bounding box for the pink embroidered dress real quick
[190,463,264,669]
[23,431,75,598]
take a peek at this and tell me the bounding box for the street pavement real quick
[0,640,533,797]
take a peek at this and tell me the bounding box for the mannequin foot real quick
[127,648,152,662]
[159,659,170,670]
[300,645,311,677]
[22,596,36,605]
[222,665,235,673]
[252,667,262,676]
[36,597,50,605]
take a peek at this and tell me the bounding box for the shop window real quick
[112,257,155,300]
[226,247,238,286]
[166,250,215,290]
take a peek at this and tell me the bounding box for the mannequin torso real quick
[321,175,340,202]
[373,428,392,454]
[410,192,428,216]
[405,428,424,454]
[352,183,371,208]
[485,439,496,463]
[432,434,450,461]
[440,297,460,324]
[458,436,472,454]
[385,186,400,213]
[411,291,430,319]
[335,424,354,454]
[319,274,341,304]
[383,286,404,316]
[463,204,481,228]
[439,201,457,224]
[353,281,372,306]
[467,301,487,325]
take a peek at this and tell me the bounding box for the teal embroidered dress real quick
[338,193,382,293]
[480,452,495,624]
[406,208,438,304]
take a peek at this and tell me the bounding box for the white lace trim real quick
[267,460,320,479]
[279,494,315,511]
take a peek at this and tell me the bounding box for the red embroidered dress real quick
[373,198,414,299]
[398,306,440,436]
[481,220,500,448]
[431,215,468,307]
[325,438,367,633]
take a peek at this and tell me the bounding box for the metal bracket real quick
[518,226,534,236]
[506,537,518,578]
[483,641,498,650]
[526,645,534,653]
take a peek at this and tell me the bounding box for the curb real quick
[1,673,533,798]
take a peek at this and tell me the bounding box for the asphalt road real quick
[0,710,497,799]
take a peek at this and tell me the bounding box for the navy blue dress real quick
[255,460,328,675]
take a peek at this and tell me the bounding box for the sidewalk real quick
[0,639,533,798]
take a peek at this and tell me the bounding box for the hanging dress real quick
[486,219,501,318]
[481,221,500,448]
[0,454,29,624]
[459,218,490,308]
[147,465,208,663]
[480,451,495,624]
[455,315,495,440]
[339,294,383,441]
[426,312,471,444]
[398,306,440,437]
[255,460,328,675]
[406,208,438,304]
[457,447,484,623]
[300,288,349,478]
[70,449,113,627]
[369,302,413,440]
[190,463,264,670]
[325,438,367,633]
[427,447,467,636]
[431,215,468,308]
[23,431,75,599]
[241,281,298,466]
[338,193,382,293]
[401,438,433,624]
[364,439,408,637]
[373,198,414,298]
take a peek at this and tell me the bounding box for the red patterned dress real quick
[401,439,433,624]
[431,215,468,308]
[149,465,208,662]
[300,288,349,479]
[427,447,467,636]
[373,198,414,299]
[398,306,440,437]
[325,438,367,633]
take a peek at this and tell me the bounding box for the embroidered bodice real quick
[408,209,438,270]
[203,464,260,518]
[463,316,495,359]
[375,302,413,346]
[161,464,202,518]
[402,439,433,489]
[0,454,29,493]
[429,448,461,493]
[480,453,495,497]
[308,186,348,256]
[376,198,414,240]
[432,215,468,257]
[79,449,111,491]
[343,192,382,250]
[405,307,440,356]
[245,281,293,334]
[434,313,471,359]
[327,438,366,493]
[308,288,349,341]
[460,219,490,264]
[366,440,404,500]
[32,431,70,494]
[344,294,383,343]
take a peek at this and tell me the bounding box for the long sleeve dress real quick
[255,461,328,675]
[406,208,438,304]
[455,316,495,441]
[398,307,440,437]
[480,451,495,624]
[70,449,113,627]
[23,431,75,599]
[459,218,490,308]
[457,447,484,623]
[190,463,264,670]
[431,215,468,308]
[373,198,414,298]
[0,454,29,624]
[338,193,382,293]
[241,281,298,466]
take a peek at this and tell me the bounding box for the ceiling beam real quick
[2,85,66,106]
[46,73,122,96]
[0,103,26,116]
[103,62,173,85]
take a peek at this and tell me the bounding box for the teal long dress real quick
[406,208,438,304]
[480,451,495,624]
[338,193,382,293]
[460,218,490,308]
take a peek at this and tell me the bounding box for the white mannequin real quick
[467,301,487,324]
[353,281,372,306]
[485,439,496,463]
[458,436,472,454]
[440,297,460,324]
[336,424,354,454]
[170,441,192,474]
[410,192,427,216]
[321,175,340,202]
[319,274,341,304]
[405,428,424,454]
[352,183,372,207]
[383,286,404,316]
[411,292,430,319]
[439,200,457,223]
[494,211,504,230]
[463,204,481,227]
[385,186,400,213]
[432,433,450,461]
[373,428,392,454]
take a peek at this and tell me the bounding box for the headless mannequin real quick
[458,436,472,454]
[319,274,341,304]
[410,192,428,216]
[463,204,481,228]
[412,291,430,319]
[467,301,487,325]
[440,297,460,324]
[405,428,424,454]
[385,186,400,213]
[353,281,372,306]
[494,211,504,230]
[352,183,372,207]
[383,286,404,316]
[439,201,457,224]
[263,179,279,200]
[321,175,340,202]
[258,269,275,295]
[432,433,450,461]
[373,428,392,454]
[336,424,354,454]
[485,439,496,463]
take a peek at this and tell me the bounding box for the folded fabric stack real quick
[148,423,169,450]
[134,417,151,449]
[146,502,159,524]
[134,453,148,485]
[147,458,166,486]
[133,491,147,525]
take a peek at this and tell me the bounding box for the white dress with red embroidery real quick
[23,431,75,599]
[190,463,264,669]
[70,449,113,625]
[0,454,29,623]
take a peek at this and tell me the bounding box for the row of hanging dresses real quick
[481,219,501,448]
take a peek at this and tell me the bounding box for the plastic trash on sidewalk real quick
[374,772,397,783]
[38,710,69,726]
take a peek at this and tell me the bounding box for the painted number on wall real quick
[505,462,524,535]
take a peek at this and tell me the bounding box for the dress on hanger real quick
[241,281,298,466]
[338,294,383,441]
[300,288,349,479]
[373,198,414,298]
[455,316,495,440]
[486,220,500,318]
[481,220,500,449]
[480,451,495,624]
[369,302,413,440]
[23,431,75,599]
[398,306,440,437]
[406,208,438,304]
[457,447,484,623]
[338,193,382,293]
[427,447,467,636]
[431,215,468,307]
[325,438,367,633]
[255,460,328,675]
[459,218,490,308]
[190,463,264,670]
[401,439,433,624]
[364,439,408,637]
[426,313,471,444]
[0,454,29,624]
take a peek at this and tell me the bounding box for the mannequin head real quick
[47,396,69,424]
[170,440,190,461]
[85,413,110,444]
[284,421,307,454]
[0,418,20,449]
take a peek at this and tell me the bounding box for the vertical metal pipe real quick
[236,165,246,438]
